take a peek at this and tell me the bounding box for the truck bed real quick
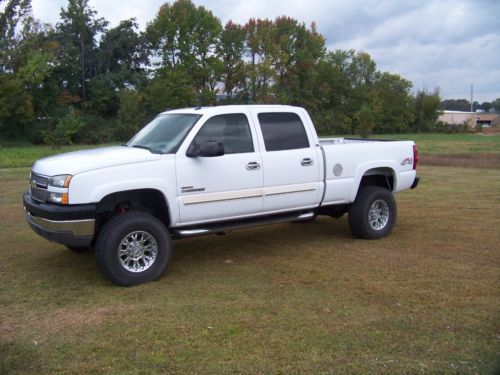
[319,137,392,146]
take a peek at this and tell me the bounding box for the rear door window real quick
[258,112,310,151]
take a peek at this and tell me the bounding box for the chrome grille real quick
[30,172,49,202]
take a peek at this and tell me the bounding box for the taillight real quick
[413,144,419,170]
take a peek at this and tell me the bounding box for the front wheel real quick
[348,186,397,239]
[95,211,171,286]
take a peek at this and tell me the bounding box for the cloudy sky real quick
[28,0,500,102]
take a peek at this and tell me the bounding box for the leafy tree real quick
[96,19,147,81]
[56,0,107,102]
[0,0,32,73]
[144,68,196,115]
[369,72,414,133]
[479,101,491,112]
[116,89,147,141]
[354,106,375,138]
[490,98,500,113]
[42,106,83,145]
[243,18,275,103]
[217,20,245,101]
[0,74,34,141]
[441,99,471,111]
[412,88,441,132]
[146,0,222,104]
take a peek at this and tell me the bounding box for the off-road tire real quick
[95,211,171,286]
[348,186,397,239]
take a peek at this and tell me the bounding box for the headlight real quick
[48,192,69,205]
[49,175,72,188]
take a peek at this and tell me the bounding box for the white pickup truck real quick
[24,105,419,286]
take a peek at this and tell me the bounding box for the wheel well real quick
[95,189,170,232]
[358,168,395,192]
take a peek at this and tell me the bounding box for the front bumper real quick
[23,193,96,247]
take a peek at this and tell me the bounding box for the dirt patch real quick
[421,152,500,168]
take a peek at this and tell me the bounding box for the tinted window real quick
[191,114,254,154]
[258,112,310,151]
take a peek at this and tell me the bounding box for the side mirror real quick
[187,141,224,157]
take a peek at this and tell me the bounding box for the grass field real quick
[377,133,500,155]
[378,133,500,169]
[1,163,499,373]
[0,144,114,169]
[1,133,499,168]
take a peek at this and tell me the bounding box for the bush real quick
[354,106,375,138]
[42,108,84,145]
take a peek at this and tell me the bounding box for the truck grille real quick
[30,172,49,202]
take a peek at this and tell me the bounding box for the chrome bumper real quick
[24,208,95,246]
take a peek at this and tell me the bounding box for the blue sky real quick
[27,0,500,102]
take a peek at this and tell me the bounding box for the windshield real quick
[127,114,201,154]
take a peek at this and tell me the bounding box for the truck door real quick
[175,113,263,224]
[252,110,322,213]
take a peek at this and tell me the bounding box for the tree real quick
[354,106,375,138]
[412,88,441,132]
[479,101,492,112]
[56,0,107,102]
[146,0,222,105]
[0,73,34,141]
[490,98,500,113]
[217,20,245,101]
[369,72,414,133]
[441,98,471,111]
[0,0,32,73]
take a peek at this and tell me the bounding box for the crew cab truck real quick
[23,105,419,286]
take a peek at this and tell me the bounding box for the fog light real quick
[48,192,69,205]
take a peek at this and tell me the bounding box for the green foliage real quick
[116,89,147,141]
[412,88,441,132]
[42,107,84,145]
[354,106,375,138]
[441,98,471,111]
[0,73,34,142]
[369,72,414,133]
[0,0,485,145]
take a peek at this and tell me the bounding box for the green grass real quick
[1,165,499,373]
[0,144,115,169]
[1,134,499,168]
[374,133,500,155]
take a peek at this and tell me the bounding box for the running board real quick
[171,211,315,239]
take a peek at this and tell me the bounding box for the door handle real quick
[246,162,260,170]
[301,158,313,166]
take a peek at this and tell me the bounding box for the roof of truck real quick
[160,105,303,116]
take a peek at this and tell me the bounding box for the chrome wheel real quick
[368,199,390,230]
[118,231,158,273]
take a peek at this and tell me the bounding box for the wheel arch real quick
[95,188,171,232]
[351,165,397,202]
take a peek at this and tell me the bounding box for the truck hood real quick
[32,146,161,176]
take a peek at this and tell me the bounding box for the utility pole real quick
[470,83,473,112]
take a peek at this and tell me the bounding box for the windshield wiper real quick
[131,144,161,154]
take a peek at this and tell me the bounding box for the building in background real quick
[439,111,499,128]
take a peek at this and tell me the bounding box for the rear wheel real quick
[348,186,397,239]
[95,211,171,286]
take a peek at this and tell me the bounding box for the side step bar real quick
[171,211,315,239]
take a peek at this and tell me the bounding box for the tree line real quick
[441,98,500,113]
[1,0,444,145]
